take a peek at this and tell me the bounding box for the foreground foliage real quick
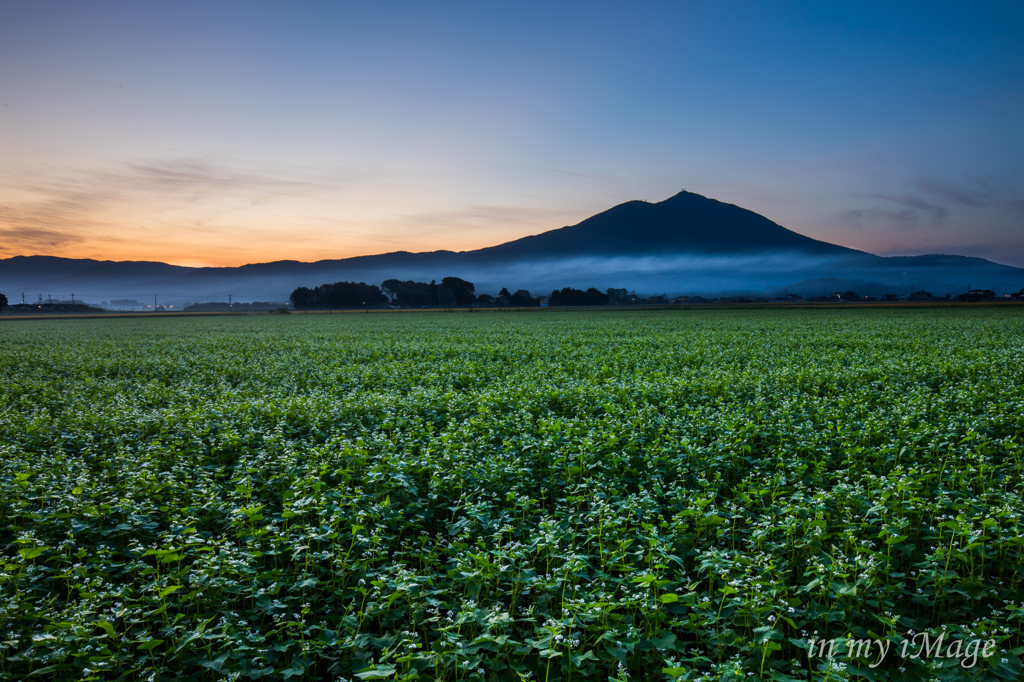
[1,309,1023,681]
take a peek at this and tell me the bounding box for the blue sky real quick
[1,1,1022,266]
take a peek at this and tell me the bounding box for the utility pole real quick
[21,293,25,305]
[228,294,232,309]
[71,293,75,306]
[154,294,158,310]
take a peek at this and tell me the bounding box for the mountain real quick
[469,190,863,261]
[1,191,1022,303]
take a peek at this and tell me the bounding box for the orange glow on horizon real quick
[0,207,573,268]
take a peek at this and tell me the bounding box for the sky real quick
[1,1,1022,268]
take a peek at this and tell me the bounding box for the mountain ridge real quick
[1,191,1021,301]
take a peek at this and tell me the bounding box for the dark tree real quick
[441,277,476,306]
[436,284,457,307]
[289,287,314,310]
[381,279,403,302]
[586,287,610,305]
[288,282,387,309]
[477,294,495,305]
[606,288,628,304]
[381,280,431,307]
[549,287,587,306]
[511,289,538,307]
[497,287,513,305]
[427,280,439,307]
[0,292,7,309]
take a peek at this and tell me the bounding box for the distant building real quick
[957,289,996,302]
[784,294,803,302]
[910,289,934,301]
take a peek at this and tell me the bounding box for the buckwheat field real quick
[1,309,1022,681]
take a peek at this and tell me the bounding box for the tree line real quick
[288,278,639,310]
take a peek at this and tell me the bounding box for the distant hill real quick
[2,191,1022,302]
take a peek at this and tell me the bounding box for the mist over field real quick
[413,253,958,298]
[3,250,1022,306]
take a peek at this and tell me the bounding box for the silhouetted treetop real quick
[289,282,387,309]
[441,277,476,306]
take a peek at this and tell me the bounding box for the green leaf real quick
[136,639,164,651]
[27,666,59,677]
[18,547,45,560]
[354,665,396,679]
[200,652,230,671]
[95,620,116,639]
[570,650,599,665]
[651,632,677,650]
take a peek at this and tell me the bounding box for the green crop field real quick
[1,309,1022,682]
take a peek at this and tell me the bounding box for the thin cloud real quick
[386,203,575,241]
[840,207,921,230]
[0,157,359,257]
[915,181,986,207]
[0,226,85,252]
[1010,199,1024,219]
[7,157,341,211]
[869,193,949,225]
[843,176,1024,237]
[0,181,114,255]
[117,159,324,201]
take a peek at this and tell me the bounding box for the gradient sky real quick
[2,1,1022,267]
